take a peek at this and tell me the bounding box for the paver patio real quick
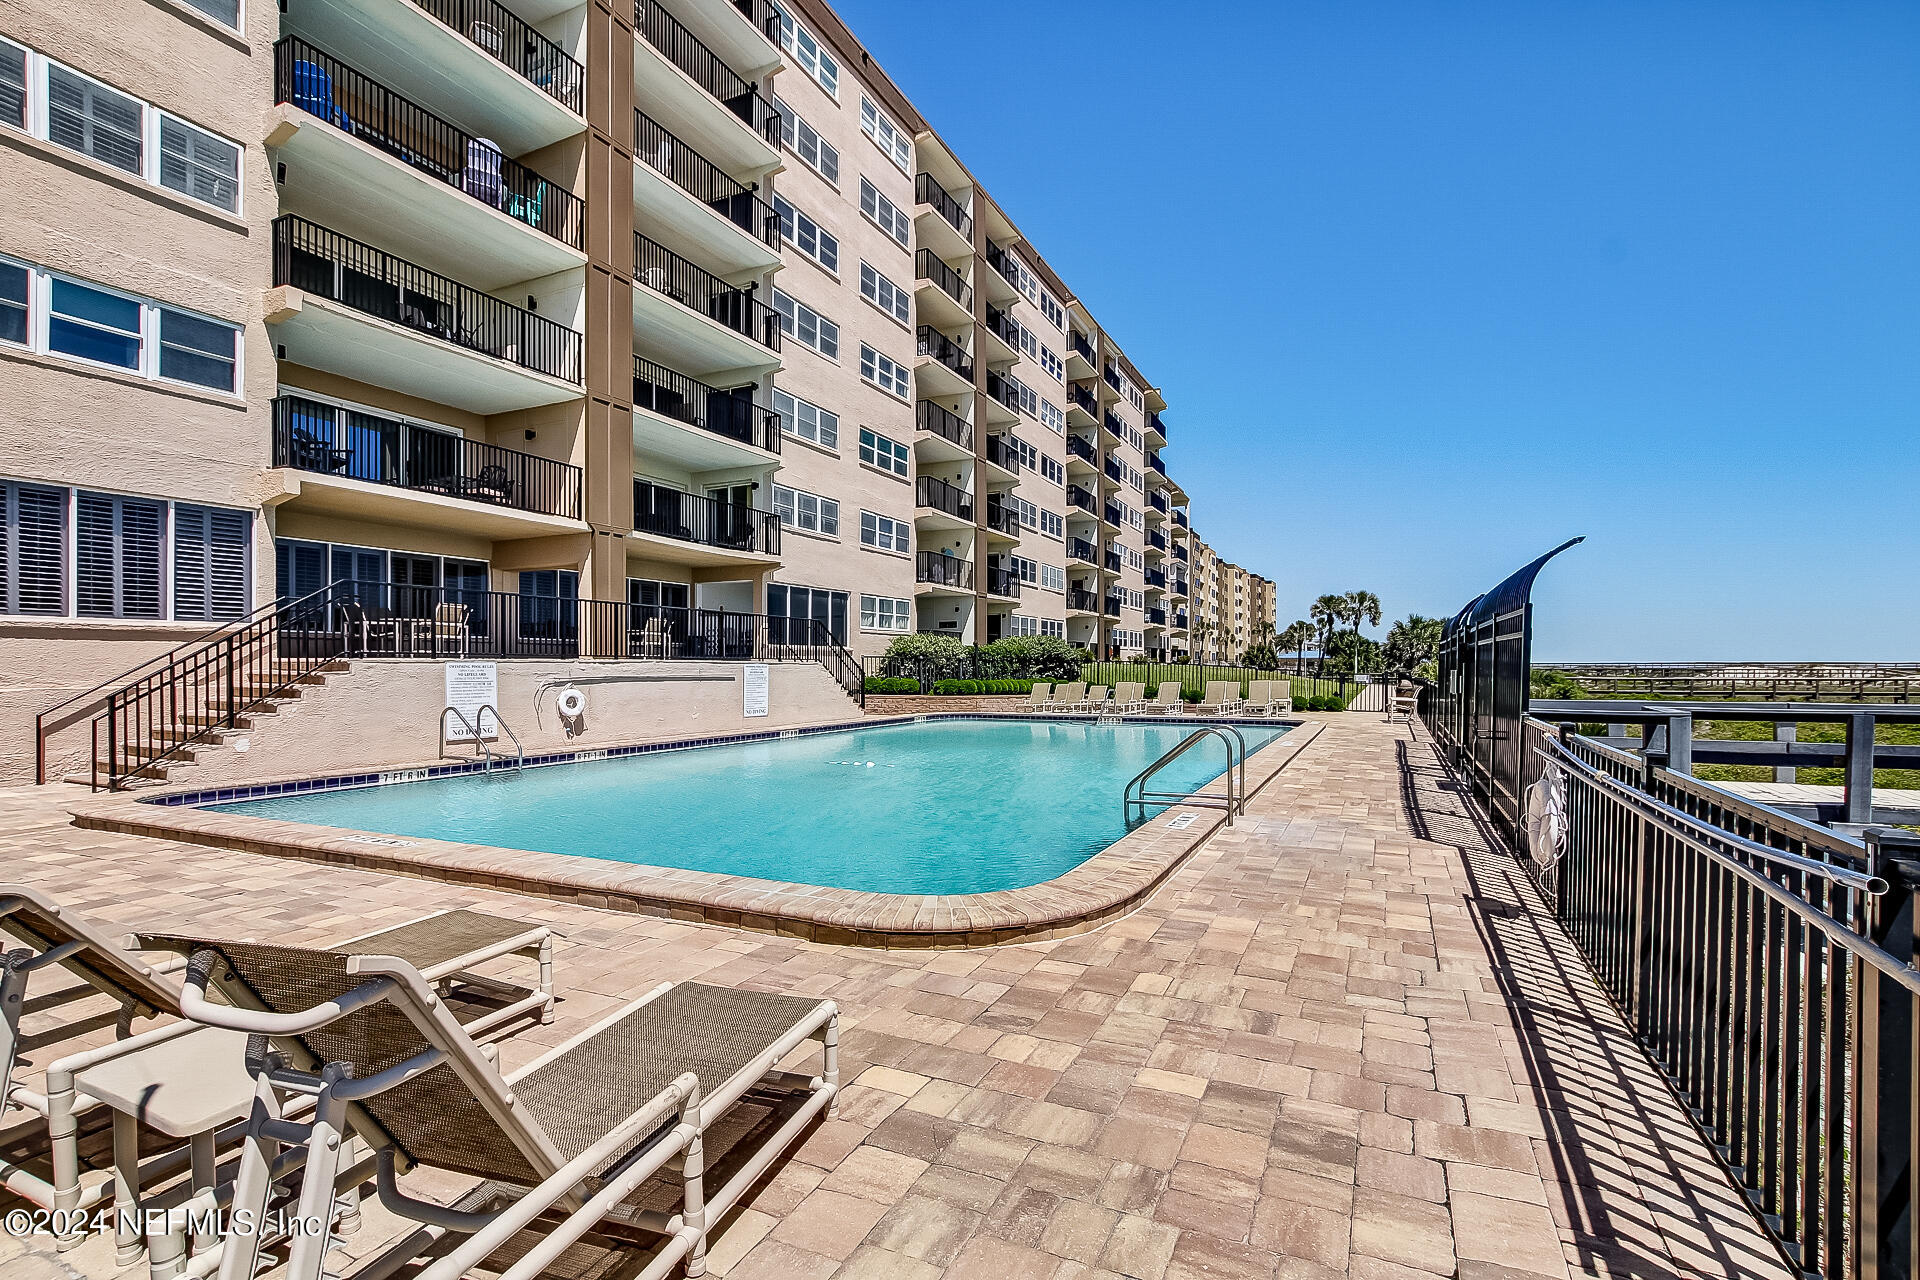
[0,712,1791,1279]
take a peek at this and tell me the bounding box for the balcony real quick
[914,475,973,528]
[1145,567,1167,589]
[1103,596,1123,618]
[1174,612,1189,627]
[915,249,972,328]
[633,232,779,370]
[1067,485,1097,516]
[632,354,779,466]
[1148,490,1169,515]
[985,566,1021,599]
[271,394,583,535]
[917,551,974,592]
[1173,509,1189,528]
[634,110,780,272]
[1067,383,1098,424]
[983,370,1021,425]
[1103,548,1122,574]
[1147,410,1167,443]
[1067,538,1097,566]
[1146,529,1167,551]
[271,38,584,289]
[980,305,1021,365]
[1149,452,1166,477]
[915,171,973,263]
[1147,607,1167,626]
[1103,362,1123,393]
[633,479,780,563]
[633,0,780,166]
[983,434,1020,479]
[286,0,584,154]
[1102,502,1123,530]
[1066,435,1097,467]
[1067,588,1100,614]
[913,399,973,462]
[1067,330,1097,377]
[269,215,582,412]
[1102,409,1126,440]
[1104,457,1125,486]
[984,500,1019,538]
[915,325,974,396]
[1173,545,1190,563]
[983,242,1021,303]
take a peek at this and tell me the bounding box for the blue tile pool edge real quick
[138,713,1303,809]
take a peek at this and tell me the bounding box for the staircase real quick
[86,660,352,785]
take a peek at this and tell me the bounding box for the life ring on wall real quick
[556,687,587,718]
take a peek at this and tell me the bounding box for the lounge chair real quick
[1388,683,1419,725]
[165,935,838,1280]
[1139,683,1186,715]
[430,601,471,657]
[0,887,556,1267]
[1043,682,1086,714]
[1023,682,1053,711]
[1111,682,1148,714]
[1075,686,1112,715]
[1197,681,1245,715]
[1242,680,1293,718]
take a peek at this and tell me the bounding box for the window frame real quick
[4,255,243,396]
[772,194,839,274]
[858,343,909,400]
[859,96,911,173]
[858,509,910,555]
[772,386,839,451]
[859,593,909,633]
[771,288,839,360]
[773,3,839,98]
[774,96,839,185]
[772,483,840,537]
[858,261,910,326]
[858,427,909,477]
[858,177,911,249]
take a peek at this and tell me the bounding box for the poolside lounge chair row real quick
[0,885,837,1280]
[1021,680,1294,717]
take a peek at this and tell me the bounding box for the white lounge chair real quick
[1110,682,1148,713]
[1043,682,1086,713]
[1197,681,1245,715]
[1076,686,1112,714]
[1023,682,1053,711]
[1242,680,1293,717]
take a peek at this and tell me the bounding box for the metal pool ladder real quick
[441,704,525,775]
[1124,725,1248,828]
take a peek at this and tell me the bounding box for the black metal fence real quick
[634,232,778,349]
[273,216,583,384]
[916,400,971,450]
[632,355,779,452]
[633,480,779,555]
[413,0,584,113]
[275,38,584,250]
[273,394,583,519]
[916,551,972,590]
[633,0,779,144]
[634,110,778,248]
[917,324,973,380]
[917,249,972,310]
[915,171,972,240]
[862,653,1358,701]
[914,476,971,521]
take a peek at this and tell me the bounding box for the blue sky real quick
[830,0,1919,660]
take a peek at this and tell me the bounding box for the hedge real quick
[862,677,920,694]
[930,679,1038,696]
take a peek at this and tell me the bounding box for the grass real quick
[1081,662,1351,703]
[1688,719,1920,790]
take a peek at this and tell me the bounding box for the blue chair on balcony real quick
[290,61,351,132]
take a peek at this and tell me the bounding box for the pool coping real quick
[67,714,1325,949]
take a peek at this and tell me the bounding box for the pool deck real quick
[64,714,1323,948]
[0,711,1789,1280]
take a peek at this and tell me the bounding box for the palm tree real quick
[1310,595,1343,677]
[1188,619,1212,665]
[1342,590,1382,681]
[1281,620,1313,674]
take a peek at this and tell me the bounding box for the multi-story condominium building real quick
[0,0,1263,778]
[1182,532,1276,665]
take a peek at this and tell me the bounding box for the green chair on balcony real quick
[504,180,546,231]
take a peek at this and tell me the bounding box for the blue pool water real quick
[206,719,1290,894]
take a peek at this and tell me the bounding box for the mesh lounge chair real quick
[1242,681,1293,718]
[1023,683,1053,711]
[1110,682,1148,714]
[1139,683,1186,715]
[430,602,471,657]
[1076,687,1112,715]
[1042,682,1085,714]
[1197,681,1245,715]
[166,936,837,1280]
[0,887,556,1266]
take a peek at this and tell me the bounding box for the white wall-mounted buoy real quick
[556,687,587,718]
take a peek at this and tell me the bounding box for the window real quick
[628,578,690,612]
[75,490,164,618]
[178,0,242,27]
[1041,564,1066,592]
[860,97,910,172]
[859,178,910,248]
[773,484,839,536]
[769,582,847,647]
[859,262,909,325]
[1039,510,1064,539]
[775,97,838,183]
[1,39,24,130]
[861,594,909,632]
[859,343,909,398]
[1041,618,1065,639]
[1009,555,1037,585]
[48,64,143,174]
[774,4,838,97]
[518,569,578,640]
[171,503,250,621]
[159,116,240,212]
[773,387,838,450]
[0,479,66,616]
[5,257,242,393]
[859,510,909,554]
[1006,435,1038,471]
[772,289,838,358]
[1039,456,1064,486]
[1017,326,1038,360]
[859,427,908,477]
[1040,293,1064,329]
[1039,347,1064,382]
[1040,401,1065,435]
[773,195,838,273]
[1010,495,1038,530]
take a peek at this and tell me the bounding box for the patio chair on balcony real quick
[287,426,353,475]
[430,602,472,657]
[633,614,672,659]
[454,463,513,506]
[289,61,352,131]
[503,179,546,231]
[462,137,504,207]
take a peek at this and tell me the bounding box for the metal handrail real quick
[442,706,495,772]
[477,704,524,772]
[1124,724,1248,828]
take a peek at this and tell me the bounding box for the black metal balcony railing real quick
[1148,410,1167,439]
[985,566,1020,598]
[915,475,972,520]
[1173,545,1190,563]
[634,0,779,144]
[916,249,972,311]
[914,171,972,241]
[729,0,781,42]
[1148,490,1169,514]
[275,38,584,251]
[1147,606,1167,626]
[1066,435,1096,465]
[1174,612,1189,626]
[986,370,1019,412]
[634,232,778,349]
[274,394,583,519]
[1103,549,1122,573]
[984,241,1020,288]
[985,500,1018,536]
[1103,502,1122,527]
[985,304,1020,351]
[1070,331,1096,366]
[985,434,1018,473]
[1104,458,1125,485]
[1145,568,1167,588]
[1103,362,1122,392]
[632,354,779,452]
[412,0,584,113]
[273,216,582,383]
[634,479,779,555]
[1068,383,1098,416]
[1103,409,1125,437]
[915,399,973,450]
[917,550,973,590]
[635,110,778,248]
[917,325,974,381]
[1173,583,1188,599]
[1067,538,1097,565]
[1067,484,1096,514]
[1149,452,1166,476]
[1103,596,1122,618]
[1173,509,1189,528]
[1067,588,1100,612]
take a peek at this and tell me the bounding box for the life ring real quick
[556,687,587,718]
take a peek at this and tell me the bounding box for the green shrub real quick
[885,633,967,662]
[863,677,920,694]
[1323,697,1347,712]
[1182,689,1204,703]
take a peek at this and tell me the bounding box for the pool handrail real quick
[1124,723,1248,828]
[442,705,524,773]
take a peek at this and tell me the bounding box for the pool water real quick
[205,719,1291,895]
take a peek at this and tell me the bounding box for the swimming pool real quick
[204,719,1291,895]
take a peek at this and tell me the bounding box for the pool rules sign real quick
[743,664,770,718]
[444,662,498,740]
